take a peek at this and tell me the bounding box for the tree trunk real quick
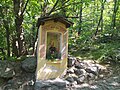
[101,16,103,32]
[15,15,24,56]
[12,37,18,56]
[31,16,36,54]
[94,0,105,36]
[13,0,29,56]
[78,0,83,35]
[111,0,119,29]
[4,21,10,57]
[0,5,11,57]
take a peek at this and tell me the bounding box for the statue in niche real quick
[46,41,61,60]
[47,42,56,60]
[49,42,56,54]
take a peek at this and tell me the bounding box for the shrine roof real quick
[36,15,73,28]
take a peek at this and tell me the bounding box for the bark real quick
[41,0,49,16]
[33,28,39,56]
[13,0,29,56]
[12,37,18,56]
[31,17,36,54]
[111,0,119,29]
[94,0,105,36]
[47,0,59,16]
[101,16,103,32]
[15,15,24,56]
[78,0,83,35]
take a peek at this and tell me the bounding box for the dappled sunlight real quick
[110,82,119,86]
[74,83,99,89]
[113,76,119,79]
[37,62,63,80]
[5,68,11,72]
[90,85,98,89]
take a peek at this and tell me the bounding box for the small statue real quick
[46,42,58,60]
[49,42,57,54]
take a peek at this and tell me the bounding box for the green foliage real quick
[0,0,119,63]
[71,33,120,63]
[67,0,120,63]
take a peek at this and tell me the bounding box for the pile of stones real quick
[0,55,111,90]
[0,57,36,90]
[35,55,109,90]
[64,55,107,84]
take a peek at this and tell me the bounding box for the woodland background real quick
[0,0,120,63]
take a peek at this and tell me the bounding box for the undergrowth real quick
[69,34,120,64]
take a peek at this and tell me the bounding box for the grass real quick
[71,35,120,63]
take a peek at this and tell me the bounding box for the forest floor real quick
[73,64,120,90]
[35,60,120,90]
[68,35,120,89]
[0,57,120,90]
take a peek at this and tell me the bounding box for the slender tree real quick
[0,2,11,57]
[94,0,105,36]
[78,0,83,35]
[12,0,29,56]
[111,0,119,29]
[3,20,10,57]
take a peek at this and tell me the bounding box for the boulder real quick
[68,56,76,67]
[0,61,15,79]
[87,73,96,81]
[12,62,22,76]
[3,78,22,90]
[51,78,68,87]
[74,69,86,76]
[77,75,86,84]
[35,78,69,90]
[22,85,34,90]
[85,66,98,75]
[65,76,74,83]
[3,73,35,90]
[34,81,51,90]
[75,61,85,69]
[3,84,17,90]
[66,67,75,74]
[21,57,37,73]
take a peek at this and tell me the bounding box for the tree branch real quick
[47,0,71,16]
[66,16,79,18]
[47,0,59,16]
[54,1,81,12]
[94,0,106,37]
[62,0,70,5]
[21,0,29,16]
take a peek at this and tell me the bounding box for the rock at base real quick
[0,61,15,79]
[21,57,37,73]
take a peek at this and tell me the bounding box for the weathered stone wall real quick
[0,57,36,90]
[0,56,120,90]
